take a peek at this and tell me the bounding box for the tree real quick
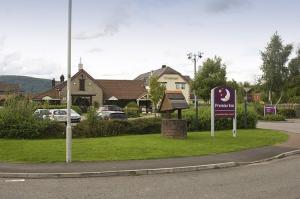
[286,48,300,102]
[260,32,293,104]
[193,56,227,102]
[149,75,166,115]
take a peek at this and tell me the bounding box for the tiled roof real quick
[33,69,147,101]
[134,66,190,84]
[159,90,189,112]
[0,82,20,92]
[32,85,62,100]
[96,79,147,100]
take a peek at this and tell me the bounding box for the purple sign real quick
[213,86,236,118]
[264,105,276,115]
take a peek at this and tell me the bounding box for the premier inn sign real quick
[211,86,237,137]
[214,87,235,118]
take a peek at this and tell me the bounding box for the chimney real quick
[78,57,83,71]
[60,74,65,83]
[52,78,56,88]
[162,65,167,68]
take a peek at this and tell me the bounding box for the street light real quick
[243,87,251,129]
[187,52,203,129]
[66,0,72,163]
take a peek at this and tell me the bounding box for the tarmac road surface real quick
[1,155,300,199]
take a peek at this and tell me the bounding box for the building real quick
[135,65,191,102]
[0,82,22,105]
[33,62,149,108]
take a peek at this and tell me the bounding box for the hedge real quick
[181,105,258,131]
[278,109,296,118]
[72,105,258,138]
[72,117,161,137]
[0,99,65,139]
[261,114,286,121]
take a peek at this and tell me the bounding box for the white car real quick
[49,109,81,123]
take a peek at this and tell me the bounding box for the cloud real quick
[0,50,62,78]
[73,1,132,40]
[0,36,5,52]
[205,0,251,13]
[73,22,124,40]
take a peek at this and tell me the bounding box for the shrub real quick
[278,109,296,118]
[73,117,161,138]
[0,99,65,139]
[124,102,140,118]
[262,114,286,121]
[181,105,258,131]
[126,118,161,134]
[93,101,100,109]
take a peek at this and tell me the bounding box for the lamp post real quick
[66,0,72,163]
[187,52,203,129]
[243,87,251,129]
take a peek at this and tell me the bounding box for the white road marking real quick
[5,179,25,183]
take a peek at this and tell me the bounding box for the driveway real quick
[257,119,300,148]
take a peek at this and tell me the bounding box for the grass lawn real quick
[0,129,288,163]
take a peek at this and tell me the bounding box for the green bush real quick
[278,109,296,118]
[73,118,161,138]
[124,102,140,118]
[181,105,258,131]
[262,114,286,121]
[0,99,65,139]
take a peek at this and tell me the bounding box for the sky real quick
[0,0,299,83]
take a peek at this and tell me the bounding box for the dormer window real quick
[79,79,85,91]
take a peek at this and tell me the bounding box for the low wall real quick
[161,119,187,139]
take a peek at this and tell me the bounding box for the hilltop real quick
[0,75,53,94]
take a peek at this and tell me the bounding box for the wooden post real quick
[178,109,182,119]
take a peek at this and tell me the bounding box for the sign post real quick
[264,105,277,117]
[211,86,237,137]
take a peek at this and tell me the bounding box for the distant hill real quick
[0,75,53,94]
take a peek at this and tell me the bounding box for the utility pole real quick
[66,0,72,163]
[187,52,203,129]
[244,87,251,129]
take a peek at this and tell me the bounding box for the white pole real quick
[66,0,72,163]
[211,89,214,137]
[233,90,237,137]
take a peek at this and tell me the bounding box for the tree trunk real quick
[275,90,283,106]
[268,89,272,104]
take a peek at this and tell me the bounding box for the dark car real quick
[98,105,122,112]
[97,111,127,121]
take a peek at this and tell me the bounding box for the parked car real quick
[61,109,81,123]
[33,109,50,119]
[98,111,128,121]
[49,109,81,123]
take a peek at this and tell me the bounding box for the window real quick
[175,82,186,89]
[79,79,85,91]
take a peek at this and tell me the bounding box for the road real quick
[1,155,300,199]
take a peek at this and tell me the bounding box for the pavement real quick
[0,119,299,178]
